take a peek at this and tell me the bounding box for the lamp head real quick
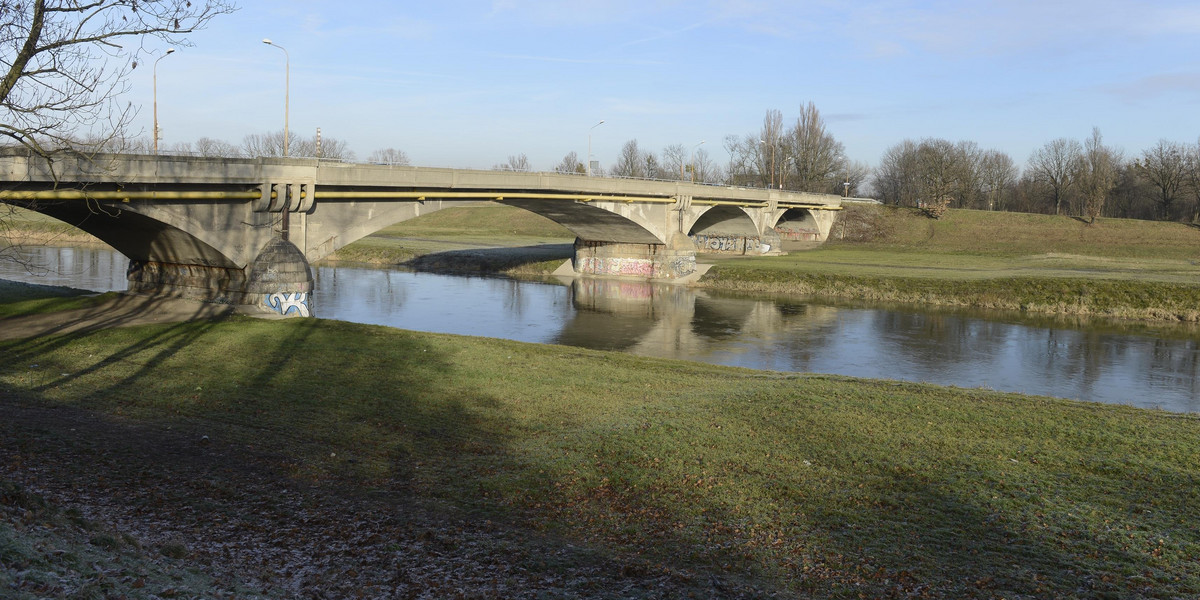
[165,48,175,55]
[262,38,273,45]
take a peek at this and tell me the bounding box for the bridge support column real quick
[572,237,696,280]
[244,238,314,317]
[126,237,314,317]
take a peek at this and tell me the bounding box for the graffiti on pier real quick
[690,234,762,254]
[266,292,311,317]
[578,257,655,277]
[774,226,820,241]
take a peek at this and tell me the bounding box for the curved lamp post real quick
[153,48,175,155]
[262,39,289,157]
[587,119,605,176]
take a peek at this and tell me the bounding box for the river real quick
[3,245,1199,413]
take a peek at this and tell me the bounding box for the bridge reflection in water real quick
[2,245,1199,413]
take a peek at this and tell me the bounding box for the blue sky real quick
[131,0,1200,172]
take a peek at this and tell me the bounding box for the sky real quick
[129,0,1200,172]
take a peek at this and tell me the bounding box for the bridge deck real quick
[0,151,843,210]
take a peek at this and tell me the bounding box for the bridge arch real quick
[492,198,662,245]
[14,199,239,268]
[686,205,768,255]
[772,207,828,246]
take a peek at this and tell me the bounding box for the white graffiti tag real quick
[266,292,311,317]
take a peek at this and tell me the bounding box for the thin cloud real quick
[491,53,667,67]
[612,20,711,50]
[1101,71,1200,104]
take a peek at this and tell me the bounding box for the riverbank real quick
[699,205,1200,321]
[1,280,1198,598]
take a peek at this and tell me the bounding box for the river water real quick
[4,245,1199,413]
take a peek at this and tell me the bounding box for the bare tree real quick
[784,101,844,193]
[873,138,993,217]
[662,143,687,180]
[1136,140,1189,221]
[978,150,1018,211]
[1078,127,1120,224]
[873,139,921,206]
[915,138,960,219]
[690,148,718,184]
[1109,162,1155,219]
[194,136,242,158]
[368,147,410,166]
[242,130,288,158]
[0,1,235,159]
[723,134,748,185]
[951,140,983,209]
[554,151,583,174]
[611,139,644,178]
[1186,138,1200,222]
[316,136,354,161]
[243,130,355,160]
[642,151,662,180]
[841,159,871,197]
[493,153,531,172]
[758,109,784,188]
[1027,138,1083,216]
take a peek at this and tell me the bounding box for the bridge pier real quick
[572,234,697,280]
[127,237,314,317]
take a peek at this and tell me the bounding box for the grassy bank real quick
[2,283,1199,598]
[702,206,1200,321]
[0,279,106,318]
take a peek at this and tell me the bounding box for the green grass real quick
[703,206,1200,320]
[0,280,110,318]
[1,207,102,245]
[2,311,1198,597]
[851,206,1200,260]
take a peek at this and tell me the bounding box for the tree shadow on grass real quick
[0,316,744,597]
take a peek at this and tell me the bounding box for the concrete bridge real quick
[0,150,842,317]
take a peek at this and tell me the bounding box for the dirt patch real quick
[0,395,735,598]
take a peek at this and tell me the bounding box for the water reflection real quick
[2,245,1199,413]
[0,245,128,291]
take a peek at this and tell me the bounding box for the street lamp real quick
[585,120,604,175]
[587,120,605,176]
[837,154,849,197]
[153,48,175,155]
[689,140,706,183]
[262,39,289,157]
[759,138,776,189]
